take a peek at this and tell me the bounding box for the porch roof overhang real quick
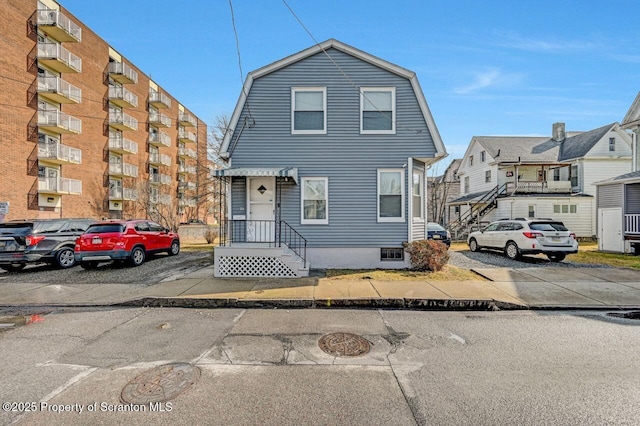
[214,167,298,183]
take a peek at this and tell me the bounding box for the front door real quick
[247,177,275,242]
[599,208,623,252]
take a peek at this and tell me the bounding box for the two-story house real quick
[214,39,447,277]
[428,159,461,225]
[448,122,632,238]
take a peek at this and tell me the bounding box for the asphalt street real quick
[1,308,639,425]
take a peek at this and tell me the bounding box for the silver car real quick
[467,219,579,262]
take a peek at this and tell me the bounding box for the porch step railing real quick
[449,183,508,239]
[219,220,307,268]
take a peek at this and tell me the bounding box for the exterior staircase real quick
[449,183,509,240]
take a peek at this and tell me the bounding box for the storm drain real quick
[121,362,200,404]
[606,311,640,320]
[318,332,371,357]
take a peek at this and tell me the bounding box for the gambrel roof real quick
[219,39,446,160]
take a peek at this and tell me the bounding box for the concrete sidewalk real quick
[1,265,640,310]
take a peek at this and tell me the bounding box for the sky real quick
[60,0,640,173]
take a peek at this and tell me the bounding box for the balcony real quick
[109,110,138,131]
[149,174,171,185]
[38,142,82,165]
[108,135,138,154]
[148,131,171,148]
[109,162,138,178]
[149,110,171,127]
[149,152,171,166]
[36,9,81,42]
[506,180,572,194]
[108,86,138,108]
[178,111,196,127]
[178,128,197,143]
[178,181,196,191]
[178,146,197,159]
[179,198,196,207]
[149,91,171,109]
[158,194,172,205]
[178,164,196,175]
[38,177,82,195]
[37,42,81,73]
[108,61,138,84]
[37,76,81,104]
[38,110,81,134]
[109,187,138,201]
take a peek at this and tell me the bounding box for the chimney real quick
[552,122,565,142]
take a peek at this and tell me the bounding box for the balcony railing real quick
[178,128,197,143]
[37,42,82,73]
[38,110,82,134]
[178,146,197,159]
[178,164,196,175]
[38,142,82,165]
[506,180,572,194]
[149,91,171,108]
[158,194,172,205]
[109,162,138,178]
[625,214,640,235]
[37,76,81,104]
[178,181,197,191]
[109,110,138,131]
[178,111,196,127]
[38,177,82,195]
[149,173,171,185]
[109,187,138,201]
[149,111,171,127]
[108,135,138,154]
[149,153,171,166]
[148,131,171,147]
[36,9,81,42]
[179,198,196,207]
[108,86,138,108]
[108,61,138,84]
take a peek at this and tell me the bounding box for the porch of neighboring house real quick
[213,167,309,278]
[624,182,640,249]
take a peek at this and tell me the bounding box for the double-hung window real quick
[412,172,423,219]
[378,169,405,222]
[292,87,326,134]
[361,87,395,134]
[301,177,328,224]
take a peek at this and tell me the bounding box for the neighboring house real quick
[427,159,461,225]
[214,39,447,277]
[448,122,632,238]
[594,92,640,253]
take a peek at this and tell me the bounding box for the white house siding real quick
[582,159,631,236]
[583,129,632,159]
[411,160,426,241]
[458,139,497,196]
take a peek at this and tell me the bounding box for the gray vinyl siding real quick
[597,184,622,209]
[231,177,246,217]
[229,48,436,248]
[625,183,640,214]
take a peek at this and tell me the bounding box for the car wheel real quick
[547,253,566,262]
[0,264,26,272]
[469,238,480,252]
[168,240,180,256]
[129,247,145,267]
[505,241,521,260]
[80,261,99,270]
[55,247,76,269]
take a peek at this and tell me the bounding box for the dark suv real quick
[0,218,96,271]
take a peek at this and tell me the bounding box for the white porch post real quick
[407,157,413,242]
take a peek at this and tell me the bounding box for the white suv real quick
[467,219,578,262]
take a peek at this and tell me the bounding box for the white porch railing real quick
[625,214,640,234]
[506,180,572,194]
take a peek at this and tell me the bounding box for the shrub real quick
[204,227,218,244]
[404,239,450,272]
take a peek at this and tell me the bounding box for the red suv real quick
[75,220,180,269]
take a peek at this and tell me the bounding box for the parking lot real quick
[0,251,212,285]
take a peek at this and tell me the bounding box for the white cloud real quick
[454,69,524,95]
[494,32,600,52]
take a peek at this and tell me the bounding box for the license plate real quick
[92,237,102,244]
[551,237,561,242]
[433,235,441,239]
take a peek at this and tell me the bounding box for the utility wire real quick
[228,0,253,122]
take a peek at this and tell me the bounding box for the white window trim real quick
[377,168,405,223]
[360,87,396,135]
[291,87,327,135]
[301,177,329,225]
[412,171,424,222]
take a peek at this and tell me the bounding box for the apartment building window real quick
[609,137,616,152]
[292,87,326,134]
[464,176,469,194]
[485,170,491,183]
[554,204,577,214]
[378,169,405,222]
[480,151,486,162]
[361,87,395,133]
[412,172,423,219]
[301,177,328,224]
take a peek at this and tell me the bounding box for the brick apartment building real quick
[0,0,209,226]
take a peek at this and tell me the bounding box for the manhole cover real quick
[121,362,200,404]
[318,332,371,357]
[606,311,640,320]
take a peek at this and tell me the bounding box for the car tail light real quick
[570,233,576,240]
[447,230,451,239]
[25,235,46,246]
[522,231,542,239]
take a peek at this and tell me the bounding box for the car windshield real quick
[86,224,124,234]
[33,220,66,233]
[427,223,446,231]
[529,222,568,232]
